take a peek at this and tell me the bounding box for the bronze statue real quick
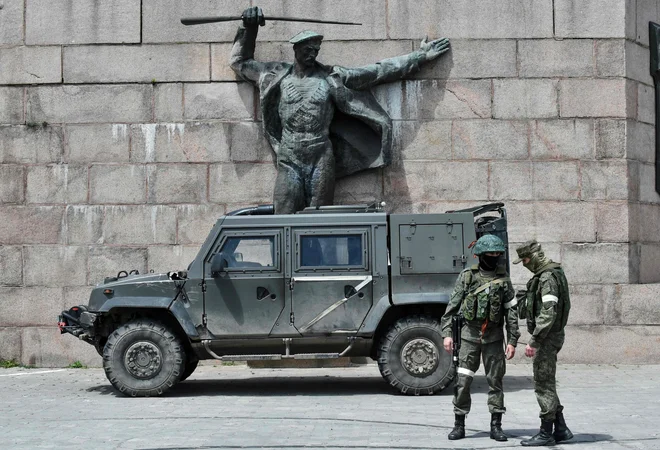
[231,7,450,214]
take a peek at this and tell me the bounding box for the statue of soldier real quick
[230,6,450,214]
[440,234,520,442]
[514,240,573,447]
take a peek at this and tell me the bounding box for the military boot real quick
[521,420,556,446]
[447,414,465,440]
[489,413,508,441]
[553,411,574,442]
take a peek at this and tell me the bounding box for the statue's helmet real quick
[473,234,506,256]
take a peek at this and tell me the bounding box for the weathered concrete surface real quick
[0,365,659,449]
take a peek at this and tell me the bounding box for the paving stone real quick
[87,247,147,286]
[102,206,176,245]
[23,246,88,287]
[89,165,146,204]
[184,83,255,121]
[0,125,63,163]
[64,45,210,83]
[26,165,88,204]
[453,120,529,160]
[26,0,140,45]
[0,165,24,204]
[519,39,595,77]
[147,164,207,204]
[530,119,594,160]
[65,124,130,163]
[130,123,230,163]
[0,87,24,124]
[0,206,64,244]
[0,46,62,84]
[0,246,22,286]
[177,205,226,245]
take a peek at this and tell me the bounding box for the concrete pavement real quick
[0,363,658,449]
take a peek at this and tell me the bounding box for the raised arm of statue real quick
[333,37,450,91]
[230,7,268,83]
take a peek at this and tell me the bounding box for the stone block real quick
[23,246,88,287]
[638,162,660,203]
[89,165,146,204]
[334,171,383,204]
[392,121,452,161]
[26,165,88,204]
[638,83,654,125]
[581,161,631,200]
[635,0,658,46]
[0,328,21,362]
[530,120,594,160]
[143,0,255,43]
[0,87,24,124]
[626,120,655,163]
[254,0,387,41]
[131,123,230,163]
[532,162,580,200]
[595,39,625,77]
[63,286,93,309]
[0,165,24,204]
[147,245,200,273]
[636,203,660,242]
[596,119,626,159]
[155,84,184,122]
[519,39,595,77]
[65,124,130,163]
[66,206,103,245]
[494,79,558,119]
[559,79,631,118]
[63,45,210,83]
[26,0,140,45]
[554,0,628,38]
[384,161,489,202]
[626,41,654,86]
[452,120,529,160]
[596,202,631,242]
[229,122,274,163]
[0,246,23,286]
[184,83,255,121]
[557,325,660,364]
[209,163,277,204]
[640,244,660,283]
[0,0,23,44]
[27,85,152,124]
[534,201,597,242]
[562,243,632,283]
[617,283,660,324]
[0,125,63,163]
[508,240,561,284]
[21,327,101,368]
[103,206,176,245]
[147,164,207,204]
[177,205,226,245]
[415,39,518,80]
[0,287,64,326]
[490,162,534,201]
[0,206,64,244]
[88,247,147,286]
[388,0,553,39]
[566,284,615,325]
[373,80,491,120]
[0,46,62,84]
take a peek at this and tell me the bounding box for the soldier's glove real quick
[242,6,265,28]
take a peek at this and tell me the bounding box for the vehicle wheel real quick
[377,315,455,395]
[180,358,199,382]
[102,319,185,397]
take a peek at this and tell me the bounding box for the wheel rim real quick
[400,338,439,377]
[124,341,163,379]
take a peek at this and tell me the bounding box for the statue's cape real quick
[258,63,392,178]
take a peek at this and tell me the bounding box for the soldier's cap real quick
[513,240,542,264]
[289,30,324,46]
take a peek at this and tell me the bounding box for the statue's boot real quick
[447,414,466,440]
[489,413,508,441]
[521,420,556,446]
[553,411,574,443]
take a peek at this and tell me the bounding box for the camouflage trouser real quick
[533,331,565,420]
[453,339,506,415]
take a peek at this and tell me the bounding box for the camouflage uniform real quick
[441,264,520,415]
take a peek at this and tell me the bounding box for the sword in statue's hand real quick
[181,15,362,26]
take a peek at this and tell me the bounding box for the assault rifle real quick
[451,313,464,367]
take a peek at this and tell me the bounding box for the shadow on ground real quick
[87,374,534,398]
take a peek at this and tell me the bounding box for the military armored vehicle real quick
[59,202,509,397]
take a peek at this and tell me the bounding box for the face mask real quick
[523,252,548,273]
[479,254,500,271]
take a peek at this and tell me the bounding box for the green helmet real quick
[473,234,506,255]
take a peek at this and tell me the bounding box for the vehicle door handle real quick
[344,285,358,298]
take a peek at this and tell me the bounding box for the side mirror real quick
[210,253,229,277]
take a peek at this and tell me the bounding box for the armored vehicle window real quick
[220,236,274,268]
[300,234,363,267]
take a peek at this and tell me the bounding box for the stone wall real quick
[1,0,659,366]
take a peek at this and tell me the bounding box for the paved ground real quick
[0,363,658,450]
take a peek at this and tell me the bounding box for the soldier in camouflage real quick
[514,240,573,447]
[441,234,520,442]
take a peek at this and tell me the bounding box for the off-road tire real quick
[377,315,455,395]
[180,358,199,382]
[103,319,185,397]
